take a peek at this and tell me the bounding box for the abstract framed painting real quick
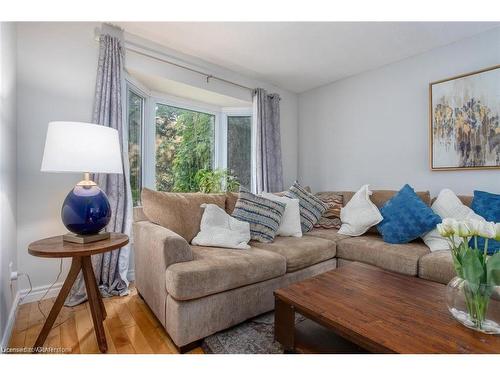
[429,65,500,171]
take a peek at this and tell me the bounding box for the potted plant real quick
[437,219,500,334]
[194,168,240,193]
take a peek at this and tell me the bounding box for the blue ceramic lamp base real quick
[61,174,111,242]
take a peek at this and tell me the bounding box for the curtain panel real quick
[66,32,133,306]
[253,88,284,194]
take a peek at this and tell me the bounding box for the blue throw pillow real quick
[377,184,441,244]
[469,190,500,255]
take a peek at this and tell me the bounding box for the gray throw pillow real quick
[285,182,329,233]
[232,187,286,243]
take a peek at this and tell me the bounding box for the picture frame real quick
[429,65,500,171]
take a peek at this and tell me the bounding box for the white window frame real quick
[125,84,253,192]
[125,77,149,203]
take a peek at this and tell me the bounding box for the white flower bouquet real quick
[438,218,500,332]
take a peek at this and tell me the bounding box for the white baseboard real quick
[15,271,133,305]
[0,281,63,351]
[18,281,63,305]
[1,292,21,350]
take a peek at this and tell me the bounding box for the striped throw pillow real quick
[285,182,329,233]
[232,188,286,243]
[314,192,343,229]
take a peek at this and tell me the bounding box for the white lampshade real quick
[41,121,123,174]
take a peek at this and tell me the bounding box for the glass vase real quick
[446,276,500,334]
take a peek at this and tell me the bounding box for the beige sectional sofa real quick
[133,189,467,351]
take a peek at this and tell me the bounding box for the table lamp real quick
[41,121,123,243]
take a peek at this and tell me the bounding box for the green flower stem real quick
[484,238,489,258]
[464,283,492,329]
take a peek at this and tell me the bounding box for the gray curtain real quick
[253,88,283,193]
[66,32,132,306]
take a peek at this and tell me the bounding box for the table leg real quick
[33,257,82,351]
[274,296,296,353]
[94,274,108,320]
[81,256,108,353]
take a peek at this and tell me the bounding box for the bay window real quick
[126,84,253,202]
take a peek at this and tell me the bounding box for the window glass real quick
[127,90,143,206]
[155,104,215,192]
[227,116,252,189]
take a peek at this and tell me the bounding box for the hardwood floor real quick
[8,286,204,354]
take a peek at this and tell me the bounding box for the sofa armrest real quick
[133,221,193,324]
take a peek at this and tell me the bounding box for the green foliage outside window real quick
[195,168,240,193]
[156,104,229,192]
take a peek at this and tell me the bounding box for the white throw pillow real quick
[261,192,302,237]
[191,204,251,249]
[422,189,485,252]
[338,184,383,236]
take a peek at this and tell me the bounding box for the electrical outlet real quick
[9,262,17,283]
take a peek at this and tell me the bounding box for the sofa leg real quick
[177,340,202,354]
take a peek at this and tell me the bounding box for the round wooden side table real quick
[28,233,129,353]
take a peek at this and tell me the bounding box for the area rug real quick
[201,312,305,354]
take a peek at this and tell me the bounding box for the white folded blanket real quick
[191,203,251,250]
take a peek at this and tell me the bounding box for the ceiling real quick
[118,22,500,93]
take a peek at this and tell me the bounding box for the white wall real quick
[15,22,299,292]
[299,27,500,196]
[0,22,18,343]
[16,22,100,291]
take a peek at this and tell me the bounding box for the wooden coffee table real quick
[274,262,500,353]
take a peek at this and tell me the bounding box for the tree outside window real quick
[155,104,215,192]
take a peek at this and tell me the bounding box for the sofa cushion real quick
[225,187,312,215]
[324,190,431,208]
[371,189,431,208]
[377,184,441,244]
[231,188,286,243]
[323,190,431,235]
[304,228,350,243]
[336,191,355,205]
[336,234,430,275]
[225,192,239,214]
[191,204,251,250]
[261,192,302,237]
[133,206,148,222]
[141,188,226,242]
[418,250,456,284]
[471,190,500,255]
[368,190,431,235]
[314,192,343,229]
[165,246,286,301]
[431,195,473,207]
[422,189,484,252]
[338,184,383,236]
[284,182,329,233]
[250,236,336,272]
